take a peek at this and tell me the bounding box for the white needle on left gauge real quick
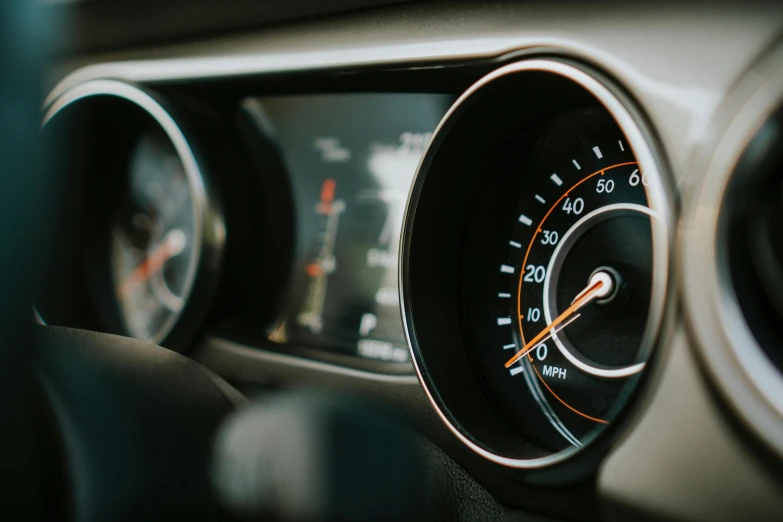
[119,228,187,298]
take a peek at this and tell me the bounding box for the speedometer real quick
[479,108,658,450]
[402,59,673,467]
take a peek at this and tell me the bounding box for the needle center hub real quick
[588,266,621,304]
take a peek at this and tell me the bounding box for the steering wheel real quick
[0,4,244,521]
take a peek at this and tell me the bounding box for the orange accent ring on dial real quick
[516,162,638,424]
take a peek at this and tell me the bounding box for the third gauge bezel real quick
[682,44,783,459]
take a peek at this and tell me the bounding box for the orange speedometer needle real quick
[119,228,187,298]
[504,270,613,368]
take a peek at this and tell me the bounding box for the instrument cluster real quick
[39,43,783,488]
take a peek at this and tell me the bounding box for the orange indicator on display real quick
[305,263,323,277]
[317,178,336,215]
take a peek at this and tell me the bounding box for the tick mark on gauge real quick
[497,317,512,326]
[572,159,581,170]
[593,146,603,159]
[518,214,533,226]
[535,194,546,204]
[619,140,625,151]
[500,264,515,274]
[550,173,563,186]
[503,343,515,350]
[509,240,522,248]
[509,366,524,376]
[498,292,511,298]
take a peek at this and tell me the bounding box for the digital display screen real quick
[254,94,453,363]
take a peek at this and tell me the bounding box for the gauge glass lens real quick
[470,108,660,451]
[110,128,198,342]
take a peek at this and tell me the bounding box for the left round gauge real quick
[110,128,201,342]
[40,80,225,347]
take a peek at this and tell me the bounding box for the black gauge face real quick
[469,108,658,452]
[109,128,200,342]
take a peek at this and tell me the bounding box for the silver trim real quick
[682,45,783,457]
[400,58,674,469]
[48,39,520,106]
[41,79,222,346]
[198,337,420,386]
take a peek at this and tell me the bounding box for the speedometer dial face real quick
[471,108,660,452]
[109,127,201,343]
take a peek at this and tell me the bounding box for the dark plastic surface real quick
[36,326,244,522]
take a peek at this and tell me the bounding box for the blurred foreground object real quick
[35,326,244,521]
[0,0,57,520]
[212,392,429,522]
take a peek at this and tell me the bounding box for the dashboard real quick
[39,2,783,521]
